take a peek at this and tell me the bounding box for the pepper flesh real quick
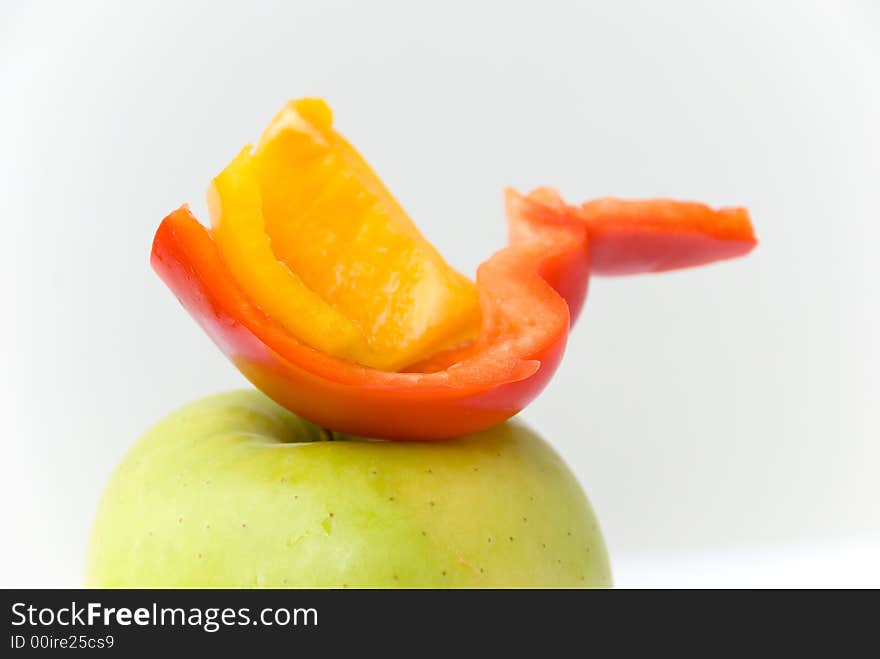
[209,99,480,371]
[152,188,585,440]
[580,198,756,275]
[152,99,758,440]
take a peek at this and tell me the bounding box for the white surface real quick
[1,0,878,587]
[614,537,880,589]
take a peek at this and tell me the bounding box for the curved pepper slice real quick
[581,198,757,275]
[151,189,588,440]
[208,99,480,371]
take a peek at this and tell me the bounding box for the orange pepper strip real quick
[151,189,586,440]
[581,198,757,275]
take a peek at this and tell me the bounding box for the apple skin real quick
[86,390,611,587]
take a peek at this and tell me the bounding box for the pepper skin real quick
[580,197,756,275]
[151,189,588,440]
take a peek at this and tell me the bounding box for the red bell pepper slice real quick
[151,189,588,440]
[581,198,757,275]
[152,186,755,440]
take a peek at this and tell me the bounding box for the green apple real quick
[86,390,611,587]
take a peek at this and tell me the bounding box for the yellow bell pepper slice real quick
[208,98,480,371]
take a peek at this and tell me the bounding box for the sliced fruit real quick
[208,98,480,371]
[580,197,756,275]
[151,188,585,440]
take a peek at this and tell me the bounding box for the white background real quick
[2,0,878,588]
